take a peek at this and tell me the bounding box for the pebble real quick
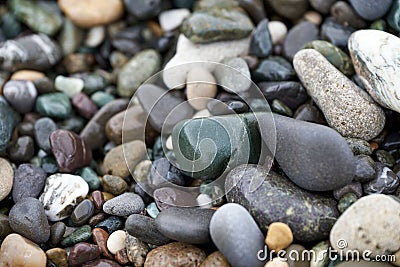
[310,241,329,267]
[333,181,363,200]
[285,244,310,267]
[124,0,162,20]
[346,138,372,156]
[55,76,84,97]
[226,165,339,241]
[82,259,122,267]
[293,103,325,124]
[50,222,66,246]
[283,21,319,61]
[163,34,250,89]
[215,57,251,93]
[337,192,358,213]
[186,67,217,110]
[146,202,160,218]
[330,194,400,257]
[137,84,194,134]
[144,242,206,266]
[3,80,38,113]
[101,175,128,195]
[107,230,126,255]
[259,81,308,110]
[330,1,367,29]
[321,18,355,50]
[197,193,213,208]
[50,129,92,173]
[8,136,34,162]
[71,199,95,226]
[58,0,124,28]
[0,100,21,152]
[10,70,45,81]
[159,9,190,32]
[156,207,215,244]
[237,0,266,23]
[117,49,161,97]
[253,56,295,82]
[12,163,47,202]
[85,26,106,47]
[91,191,104,210]
[34,117,57,153]
[125,234,149,267]
[91,91,115,108]
[265,222,293,251]
[0,233,46,267]
[58,18,84,55]
[200,251,231,267]
[363,164,399,194]
[46,248,68,267]
[9,197,50,243]
[0,158,14,202]
[303,11,322,26]
[349,0,392,21]
[39,173,89,221]
[92,228,113,259]
[95,216,123,234]
[72,92,98,119]
[80,99,129,150]
[36,92,72,119]
[62,225,92,247]
[354,155,376,182]
[103,193,145,216]
[267,0,308,19]
[388,0,400,32]
[68,242,101,266]
[125,214,171,245]
[250,19,273,58]
[149,157,185,187]
[0,214,12,240]
[293,49,385,140]
[309,0,337,14]
[349,30,400,113]
[210,203,266,267]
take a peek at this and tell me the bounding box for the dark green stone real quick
[58,18,84,55]
[387,0,400,32]
[76,167,100,190]
[173,0,196,8]
[252,56,296,82]
[370,19,387,31]
[41,156,58,174]
[91,91,115,108]
[226,165,339,242]
[172,113,261,180]
[345,138,372,156]
[337,192,358,213]
[303,40,355,75]
[375,150,395,167]
[1,13,22,39]
[9,0,63,36]
[36,93,71,119]
[95,216,123,234]
[0,98,21,152]
[271,99,293,117]
[61,225,91,247]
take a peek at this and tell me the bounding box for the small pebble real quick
[103,192,145,216]
[107,230,126,255]
[0,158,14,202]
[265,222,294,251]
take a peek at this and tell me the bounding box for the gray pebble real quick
[12,163,47,203]
[34,117,57,153]
[126,214,171,246]
[103,193,145,217]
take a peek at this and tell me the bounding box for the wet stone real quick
[125,214,171,246]
[0,158,14,202]
[68,242,101,267]
[8,136,34,162]
[283,21,319,61]
[125,233,149,267]
[101,175,128,195]
[95,216,123,234]
[46,248,68,267]
[363,163,399,194]
[61,225,92,247]
[249,19,273,58]
[72,93,98,120]
[0,100,21,153]
[103,193,145,216]
[50,222,66,247]
[92,227,113,259]
[321,18,355,50]
[36,93,71,119]
[71,199,95,226]
[12,163,47,202]
[34,117,57,153]
[3,80,38,114]
[259,81,308,110]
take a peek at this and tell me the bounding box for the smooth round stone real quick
[283,21,318,61]
[363,164,399,194]
[144,242,206,266]
[0,233,46,267]
[147,202,160,219]
[303,40,355,76]
[226,165,339,241]
[309,0,336,13]
[271,99,293,116]
[91,91,115,108]
[117,49,161,98]
[215,57,251,93]
[321,18,355,50]
[331,1,367,29]
[3,80,37,113]
[9,197,50,243]
[293,49,385,140]
[55,76,84,97]
[58,0,124,28]
[124,0,161,19]
[126,214,171,246]
[250,19,272,58]
[58,18,84,55]
[186,67,217,110]
[259,81,307,110]
[103,193,145,216]
[266,222,293,251]
[150,158,185,188]
[388,0,400,32]
[0,214,12,240]
[154,187,199,210]
[36,92,71,119]
[349,0,392,20]
[8,136,34,162]
[107,230,126,255]
[71,92,98,120]
[10,70,45,81]
[159,8,190,32]
[268,21,287,45]
[92,227,113,259]
[39,173,89,221]
[101,175,127,195]
[197,193,213,208]
[0,158,13,202]
[12,163,46,202]
[267,0,308,19]
[50,222,66,247]
[349,30,400,113]
[200,251,230,267]
[77,167,101,191]
[210,203,266,267]
[50,129,92,173]
[0,100,21,152]
[156,207,215,244]
[71,199,95,226]
[41,156,58,174]
[85,26,105,47]
[61,225,92,247]
[125,234,149,267]
[46,248,68,267]
[253,56,296,82]
[95,216,123,234]
[330,194,400,257]
[34,117,57,153]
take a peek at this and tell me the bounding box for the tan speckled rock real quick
[200,251,231,267]
[0,158,13,201]
[293,49,385,140]
[0,233,46,267]
[144,242,206,266]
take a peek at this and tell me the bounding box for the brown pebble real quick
[68,242,102,267]
[72,92,99,120]
[115,249,130,265]
[92,190,105,210]
[101,175,127,195]
[92,228,114,259]
[89,213,107,227]
[200,251,231,267]
[266,222,293,251]
[82,259,122,267]
[50,129,92,173]
[46,248,68,267]
[370,142,379,151]
[11,70,45,81]
[63,53,94,74]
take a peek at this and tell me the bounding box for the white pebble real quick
[196,194,212,209]
[107,230,127,254]
[85,26,106,47]
[165,135,173,150]
[192,109,211,119]
[268,21,287,45]
[159,9,190,32]
[55,75,84,97]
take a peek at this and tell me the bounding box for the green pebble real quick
[82,74,108,95]
[370,19,387,31]
[311,241,330,267]
[387,0,400,32]
[271,99,293,117]
[36,92,71,119]
[304,40,355,76]
[345,138,372,156]
[41,156,58,174]
[146,202,160,219]
[30,156,42,167]
[375,150,395,167]
[337,193,358,214]
[76,167,100,190]
[58,18,84,55]
[61,225,91,247]
[1,13,22,39]
[91,91,115,107]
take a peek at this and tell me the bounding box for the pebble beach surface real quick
[0,0,400,267]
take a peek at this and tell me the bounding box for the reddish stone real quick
[68,242,101,267]
[92,228,113,259]
[72,92,98,120]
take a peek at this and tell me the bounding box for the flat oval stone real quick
[34,117,57,153]
[330,194,400,257]
[0,233,46,267]
[0,100,21,152]
[103,193,145,216]
[186,67,217,110]
[61,225,92,247]
[107,230,126,254]
[36,92,71,119]
[8,136,34,162]
[68,242,101,267]
[101,175,127,195]
[9,197,50,243]
[46,248,68,267]
[156,207,215,244]
[210,203,266,267]
[0,158,14,202]
[226,165,339,241]
[50,221,66,247]
[72,92,98,120]
[125,214,171,246]
[3,80,38,113]
[214,57,251,93]
[71,199,95,226]
[348,30,400,113]
[283,21,319,61]
[144,242,206,266]
[349,0,392,20]
[40,173,89,221]
[249,19,273,58]
[50,129,92,173]
[293,49,385,140]
[12,163,47,202]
